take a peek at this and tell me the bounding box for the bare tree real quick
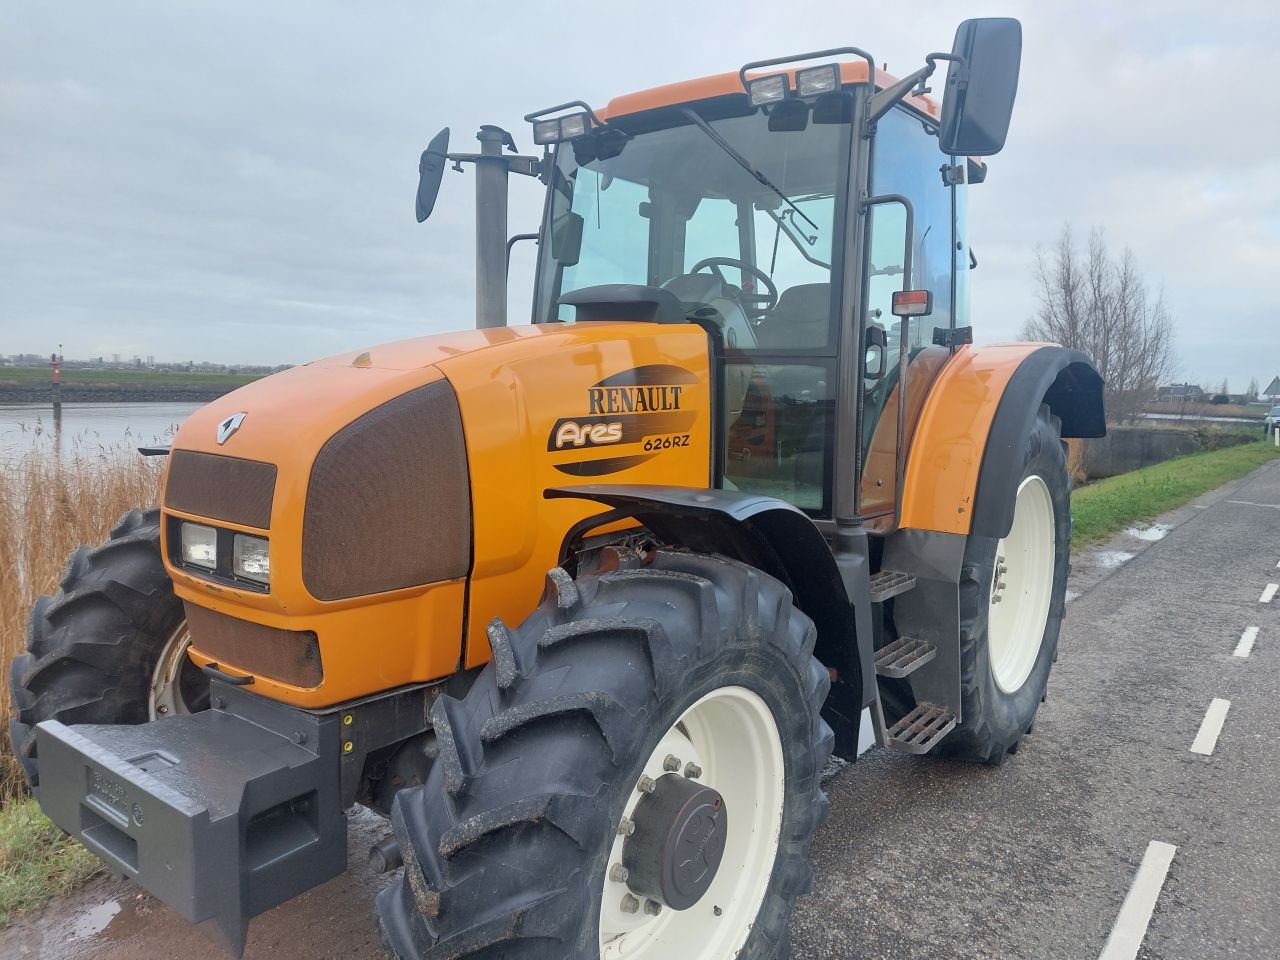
[1247,377,1260,402]
[1024,225,1175,423]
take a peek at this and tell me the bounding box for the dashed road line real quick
[1190,698,1231,756]
[1233,627,1259,658]
[1261,583,1278,604]
[1098,840,1178,960]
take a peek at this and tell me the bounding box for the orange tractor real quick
[11,18,1103,959]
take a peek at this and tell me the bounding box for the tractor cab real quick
[421,24,1021,536]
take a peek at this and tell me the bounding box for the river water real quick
[0,402,202,463]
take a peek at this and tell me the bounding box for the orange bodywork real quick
[602,61,940,121]
[896,343,1053,535]
[165,323,711,707]
[860,345,950,528]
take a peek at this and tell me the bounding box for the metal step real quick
[885,703,957,754]
[874,636,937,678]
[868,569,917,603]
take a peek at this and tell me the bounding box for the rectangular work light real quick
[796,64,840,98]
[179,522,217,570]
[746,73,790,107]
[532,111,591,145]
[232,533,270,585]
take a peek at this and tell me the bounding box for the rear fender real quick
[546,484,874,760]
[899,344,1104,537]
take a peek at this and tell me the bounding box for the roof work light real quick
[532,111,592,145]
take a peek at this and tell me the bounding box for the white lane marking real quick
[1098,840,1178,960]
[1190,698,1231,756]
[1234,627,1259,658]
[1262,583,1278,604]
[1226,499,1280,510]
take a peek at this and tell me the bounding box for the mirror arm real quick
[447,152,544,179]
[867,52,965,125]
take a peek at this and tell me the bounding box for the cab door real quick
[859,105,963,526]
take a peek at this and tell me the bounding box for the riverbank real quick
[0,367,261,404]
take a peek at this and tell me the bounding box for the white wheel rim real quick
[987,475,1056,694]
[148,622,194,720]
[599,685,785,960]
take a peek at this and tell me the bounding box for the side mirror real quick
[551,211,584,266]
[415,127,450,222]
[938,18,1022,157]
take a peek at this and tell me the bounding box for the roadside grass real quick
[0,797,101,928]
[1072,437,1280,548]
[0,366,259,390]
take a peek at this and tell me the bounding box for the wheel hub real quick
[622,773,728,911]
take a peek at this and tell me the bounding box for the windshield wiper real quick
[680,107,820,236]
[762,206,830,268]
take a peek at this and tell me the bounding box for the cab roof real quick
[600,60,941,122]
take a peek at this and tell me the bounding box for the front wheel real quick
[377,551,832,960]
[8,508,207,788]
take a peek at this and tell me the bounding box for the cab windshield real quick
[534,102,852,354]
[533,102,853,515]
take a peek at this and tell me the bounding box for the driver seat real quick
[755,283,831,349]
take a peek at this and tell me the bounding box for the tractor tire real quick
[377,551,832,960]
[8,508,206,788]
[938,404,1071,764]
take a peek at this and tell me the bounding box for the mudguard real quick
[546,484,875,760]
[899,344,1104,537]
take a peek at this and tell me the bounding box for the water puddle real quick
[67,900,119,941]
[1125,523,1170,542]
[1093,550,1135,569]
[67,895,151,944]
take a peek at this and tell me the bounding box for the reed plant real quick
[0,432,163,801]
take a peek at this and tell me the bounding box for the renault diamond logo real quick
[216,412,247,445]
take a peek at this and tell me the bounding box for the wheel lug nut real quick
[610,863,630,883]
[637,775,656,794]
[643,899,662,916]
[683,762,702,780]
[662,754,681,772]
[617,817,636,836]
[620,894,640,914]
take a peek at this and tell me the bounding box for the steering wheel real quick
[689,257,779,316]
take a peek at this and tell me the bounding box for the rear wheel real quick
[940,404,1071,763]
[8,508,206,787]
[377,551,832,960]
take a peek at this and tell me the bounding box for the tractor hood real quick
[161,320,713,707]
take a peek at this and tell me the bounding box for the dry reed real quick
[0,433,163,802]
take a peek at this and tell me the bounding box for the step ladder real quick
[873,636,936,678]
[868,569,916,603]
[885,703,956,754]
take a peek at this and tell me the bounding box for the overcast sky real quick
[2,1,1277,389]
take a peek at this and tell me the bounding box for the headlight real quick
[232,534,270,585]
[180,522,217,569]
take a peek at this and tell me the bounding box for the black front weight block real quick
[34,679,347,957]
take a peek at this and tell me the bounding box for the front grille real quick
[184,602,323,688]
[165,451,277,529]
[302,379,471,601]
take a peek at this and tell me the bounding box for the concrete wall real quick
[1082,426,1255,479]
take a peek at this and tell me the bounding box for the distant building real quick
[1156,383,1207,403]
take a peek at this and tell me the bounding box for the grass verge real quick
[1072,437,1280,548]
[0,798,101,928]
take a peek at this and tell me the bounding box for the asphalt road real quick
[5,459,1279,960]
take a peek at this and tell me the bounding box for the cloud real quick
[1,0,1276,388]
